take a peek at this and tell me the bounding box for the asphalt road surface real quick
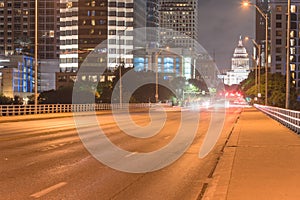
[0,107,242,200]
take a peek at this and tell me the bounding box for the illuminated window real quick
[91,19,95,26]
[91,1,95,7]
[0,2,4,7]
[292,72,295,79]
[291,64,296,71]
[66,2,72,8]
[164,57,174,73]
[49,30,54,38]
[291,5,296,13]
[158,57,162,72]
[291,39,296,46]
[290,31,295,38]
[133,57,145,72]
[290,47,296,54]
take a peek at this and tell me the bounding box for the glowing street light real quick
[245,36,261,98]
[242,1,269,105]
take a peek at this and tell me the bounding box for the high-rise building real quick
[0,0,35,55]
[133,0,159,49]
[0,0,59,58]
[0,0,60,92]
[255,0,270,69]
[59,0,134,72]
[269,0,300,93]
[38,0,60,92]
[159,0,199,49]
[256,0,269,44]
[38,1,60,60]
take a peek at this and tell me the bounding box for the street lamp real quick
[34,0,38,113]
[118,27,129,108]
[286,0,291,109]
[245,37,261,98]
[242,1,268,105]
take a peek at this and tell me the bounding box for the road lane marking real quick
[125,152,138,158]
[30,182,67,198]
[26,161,37,167]
[164,136,171,140]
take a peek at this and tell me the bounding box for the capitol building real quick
[220,36,250,86]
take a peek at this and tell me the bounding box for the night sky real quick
[198,0,255,71]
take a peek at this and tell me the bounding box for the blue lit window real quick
[134,57,144,72]
[158,57,162,72]
[164,57,174,73]
[176,58,180,75]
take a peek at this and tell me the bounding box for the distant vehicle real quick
[217,91,248,107]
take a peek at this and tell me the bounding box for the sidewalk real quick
[204,107,300,200]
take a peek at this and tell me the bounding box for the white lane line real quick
[125,152,138,158]
[26,161,37,167]
[164,136,171,140]
[30,182,67,198]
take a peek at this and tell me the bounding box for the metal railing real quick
[0,103,152,117]
[254,104,300,134]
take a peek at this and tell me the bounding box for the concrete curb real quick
[202,111,242,200]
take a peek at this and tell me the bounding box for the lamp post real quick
[286,0,291,109]
[245,37,261,98]
[243,1,268,105]
[118,27,129,108]
[155,49,162,103]
[34,0,38,113]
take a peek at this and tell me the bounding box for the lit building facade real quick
[0,0,35,56]
[269,0,300,92]
[133,0,159,49]
[256,0,270,68]
[0,55,34,98]
[59,0,134,72]
[220,37,250,86]
[159,0,199,49]
[133,47,196,80]
[0,0,60,92]
[38,0,60,92]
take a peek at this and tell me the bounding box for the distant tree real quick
[96,81,113,103]
[13,95,23,105]
[240,72,300,109]
[0,94,13,105]
[38,87,73,104]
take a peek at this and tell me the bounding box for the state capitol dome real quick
[233,36,248,58]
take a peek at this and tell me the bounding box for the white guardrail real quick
[0,103,152,117]
[254,104,300,134]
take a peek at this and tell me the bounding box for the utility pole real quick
[34,0,38,114]
[265,13,268,106]
[286,0,291,109]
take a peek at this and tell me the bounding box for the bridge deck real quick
[205,107,300,200]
